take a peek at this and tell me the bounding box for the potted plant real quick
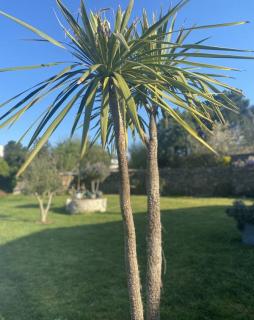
[226,201,254,245]
[66,192,108,214]
[66,174,109,214]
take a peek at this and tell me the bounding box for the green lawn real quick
[0,195,254,320]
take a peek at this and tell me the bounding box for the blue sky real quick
[0,0,254,146]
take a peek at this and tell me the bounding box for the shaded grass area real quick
[0,195,254,319]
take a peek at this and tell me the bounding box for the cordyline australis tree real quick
[0,0,253,319]
[134,10,254,319]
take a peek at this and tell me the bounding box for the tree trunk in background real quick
[146,112,162,320]
[109,85,144,320]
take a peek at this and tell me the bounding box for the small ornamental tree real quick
[80,145,111,194]
[81,145,111,168]
[53,141,111,193]
[207,122,245,155]
[22,150,62,224]
[81,162,110,194]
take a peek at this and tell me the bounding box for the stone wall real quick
[101,167,254,197]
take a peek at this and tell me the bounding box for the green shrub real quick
[226,201,254,231]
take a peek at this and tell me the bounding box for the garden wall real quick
[101,167,254,197]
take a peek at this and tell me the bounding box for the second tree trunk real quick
[146,112,162,320]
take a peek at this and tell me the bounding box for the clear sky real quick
[0,0,254,146]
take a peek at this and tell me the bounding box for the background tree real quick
[209,90,254,125]
[129,144,147,169]
[53,139,80,173]
[0,158,9,177]
[2,141,27,191]
[157,91,254,169]
[53,141,111,192]
[4,141,27,173]
[207,91,254,152]
[207,122,245,155]
[22,148,62,224]
[157,118,191,167]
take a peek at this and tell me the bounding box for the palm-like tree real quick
[0,1,253,319]
[131,6,253,320]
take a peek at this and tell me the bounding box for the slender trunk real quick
[146,112,162,320]
[35,194,47,224]
[109,85,144,320]
[35,192,53,224]
[96,180,100,193]
[77,162,81,191]
[45,192,53,216]
[91,180,96,193]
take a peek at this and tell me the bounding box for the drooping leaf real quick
[0,62,65,72]
[0,10,64,48]
[101,77,110,147]
[80,79,99,158]
[17,88,85,176]
[113,72,146,142]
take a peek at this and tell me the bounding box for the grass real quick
[0,195,254,320]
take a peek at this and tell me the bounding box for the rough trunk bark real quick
[109,85,144,320]
[146,112,162,320]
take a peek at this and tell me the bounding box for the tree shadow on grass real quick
[1,206,254,320]
[0,214,9,219]
[0,221,130,320]
[15,202,70,216]
[51,205,69,215]
[0,213,31,223]
[15,203,39,209]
